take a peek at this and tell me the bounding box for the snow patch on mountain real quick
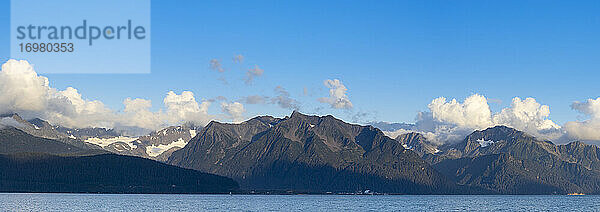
[145,138,188,157]
[477,138,495,147]
[84,136,138,149]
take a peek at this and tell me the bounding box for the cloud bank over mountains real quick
[393,94,562,143]
[564,98,600,141]
[220,102,246,123]
[1,59,600,143]
[0,60,214,131]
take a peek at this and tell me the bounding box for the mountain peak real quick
[291,110,302,116]
[480,125,519,133]
[468,125,534,142]
[169,111,454,194]
[28,118,52,129]
[395,132,439,156]
[289,110,311,119]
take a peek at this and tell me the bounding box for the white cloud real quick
[492,97,560,133]
[52,87,116,128]
[123,98,152,113]
[0,60,116,128]
[221,102,245,123]
[570,98,600,119]
[118,92,213,131]
[318,79,353,109]
[564,121,600,141]
[0,59,216,131]
[565,97,600,141]
[428,94,492,130]
[245,65,264,84]
[121,98,164,130]
[0,59,51,112]
[164,91,212,126]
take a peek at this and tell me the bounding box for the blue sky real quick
[1,0,599,125]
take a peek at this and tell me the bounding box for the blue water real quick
[0,194,598,211]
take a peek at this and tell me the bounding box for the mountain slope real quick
[0,122,238,194]
[0,153,238,193]
[79,126,199,162]
[0,127,104,156]
[54,126,120,139]
[129,126,199,161]
[169,111,460,194]
[1,113,102,150]
[428,126,600,194]
[556,141,600,171]
[395,133,440,156]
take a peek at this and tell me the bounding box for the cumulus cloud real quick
[492,97,560,133]
[245,65,264,85]
[0,60,116,128]
[209,59,225,73]
[570,98,600,119]
[565,98,600,141]
[0,59,215,132]
[384,94,561,144]
[118,92,214,131]
[318,79,353,109]
[565,121,600,141]
[164,91,210,121]
[221,102,245,123]
[121,98,163,130]
[428,94,492,129]
[0,59,51,112]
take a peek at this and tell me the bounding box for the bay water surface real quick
[0,193,598,211]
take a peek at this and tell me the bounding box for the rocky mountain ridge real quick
[168,111,461,194]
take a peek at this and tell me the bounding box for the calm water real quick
[0,194,599,211]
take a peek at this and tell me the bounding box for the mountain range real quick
[424,126,600,194]
[0,113,198,162]
[4,111,600,194]
[0,114,237,193]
